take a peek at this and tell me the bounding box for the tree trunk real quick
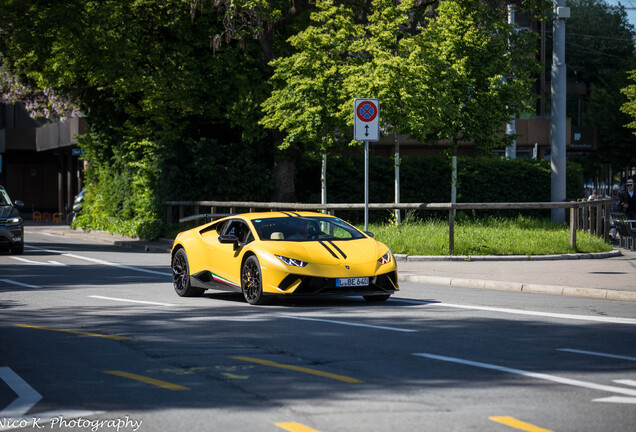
[273,150,296,202]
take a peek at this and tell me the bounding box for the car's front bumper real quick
[0,223,23,248]
[271,270,399,297]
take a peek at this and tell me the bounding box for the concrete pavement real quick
[24,222,636,302]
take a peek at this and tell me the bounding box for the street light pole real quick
[551,1,569,223]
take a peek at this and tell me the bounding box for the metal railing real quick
[164,199,612,254]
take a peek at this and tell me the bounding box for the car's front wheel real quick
[172,248,204,297]
[241,255,267,305]
[10,240,24,255]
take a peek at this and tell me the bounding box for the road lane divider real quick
[489,416,553,432]
[275,422,322,432]
[104,370,189,390]
[89,295,175,307]
[557,348,636,362]
[9,257,68,266]
[231,356,363,384]
[14,324,130,340]
[25,245,171,276]
[413,352,636,403]
[391,299,636,325]
[279,315,417,333]
[0,279,42,289]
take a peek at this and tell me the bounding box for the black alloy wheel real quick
[241,255,267,305]
[10,240,24,255]
[172,248,204,297]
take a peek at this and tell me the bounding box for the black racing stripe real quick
[318,240,339,259]
[281,212,295,217]
[327,241,347,259]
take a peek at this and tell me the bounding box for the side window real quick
[223,220,253,244]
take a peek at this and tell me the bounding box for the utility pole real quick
[505,4,517,160]
[551,1,569,223]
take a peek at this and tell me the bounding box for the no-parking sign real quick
[354,99,379,142]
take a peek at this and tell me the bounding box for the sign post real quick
[354,99,380,231]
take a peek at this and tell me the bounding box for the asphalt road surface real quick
[1,228,635,432]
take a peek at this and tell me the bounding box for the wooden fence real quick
[164,199,612,254]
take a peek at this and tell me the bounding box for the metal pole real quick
[365,140,369,232]
[321,151,327,213]
[394,134,400,225]
[551,1,569,223]
[505,4,517,160]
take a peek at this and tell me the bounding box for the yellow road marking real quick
[489,416,554,432]
[104,370,190,391]
[15,324,130,340]
[275,422,322,432]
[231,356,363,384]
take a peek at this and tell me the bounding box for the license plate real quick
[336,277,369,287]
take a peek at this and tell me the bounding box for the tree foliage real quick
[0,0,559,237]
[564,0,636,170]
[262,0,545,156]
[622,69,636,133]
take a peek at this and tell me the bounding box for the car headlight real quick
[276,255,308,267]
[6,217,21,224]
[378,251,392,265]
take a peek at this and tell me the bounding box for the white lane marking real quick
[8,256,67,266]
[592,396,636,404]
[614,379,636,387]
[413,352,636,401]
[178,316,269,322]
[0,367,42,418]
[558,348,636,362]
[26,245,171,276]
[89,295,175,307]
[390,298,636,325]
[0,279,42,289]
[280,315,417,333]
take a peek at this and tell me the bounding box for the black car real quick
[0,185,24,255]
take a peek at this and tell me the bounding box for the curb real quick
[395,250,622,261]
[398,274,636,302]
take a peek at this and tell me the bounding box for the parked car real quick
[171,211,398,305]
[0,185,24,255]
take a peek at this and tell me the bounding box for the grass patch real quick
[366,215,613,256]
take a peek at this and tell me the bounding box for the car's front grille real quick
[283,271,398,296]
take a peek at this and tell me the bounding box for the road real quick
[1,228,635,432]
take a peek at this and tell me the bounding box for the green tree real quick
[564,0,636,174]
[260,0,361,203]
[622,69,636,133]
[406,0,542,201]
[0,0,273,236]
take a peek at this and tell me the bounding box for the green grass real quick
[365,215,613,256]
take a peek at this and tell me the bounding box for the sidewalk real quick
[25,222,636,302]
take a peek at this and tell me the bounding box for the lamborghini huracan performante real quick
[171,211,398,305]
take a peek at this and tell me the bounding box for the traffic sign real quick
[354,99,379,142]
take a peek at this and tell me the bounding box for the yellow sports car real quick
[171,211,398,305]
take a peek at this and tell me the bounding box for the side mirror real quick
[364,231,375,238]
[14,200,24,207]
[219,234,239,244]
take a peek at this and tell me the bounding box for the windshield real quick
[0,189,11,206]
[252,216,366,241]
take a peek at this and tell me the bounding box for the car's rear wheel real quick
[172,248,204,297]
[241,255,267,305]
[363,294,391,302]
